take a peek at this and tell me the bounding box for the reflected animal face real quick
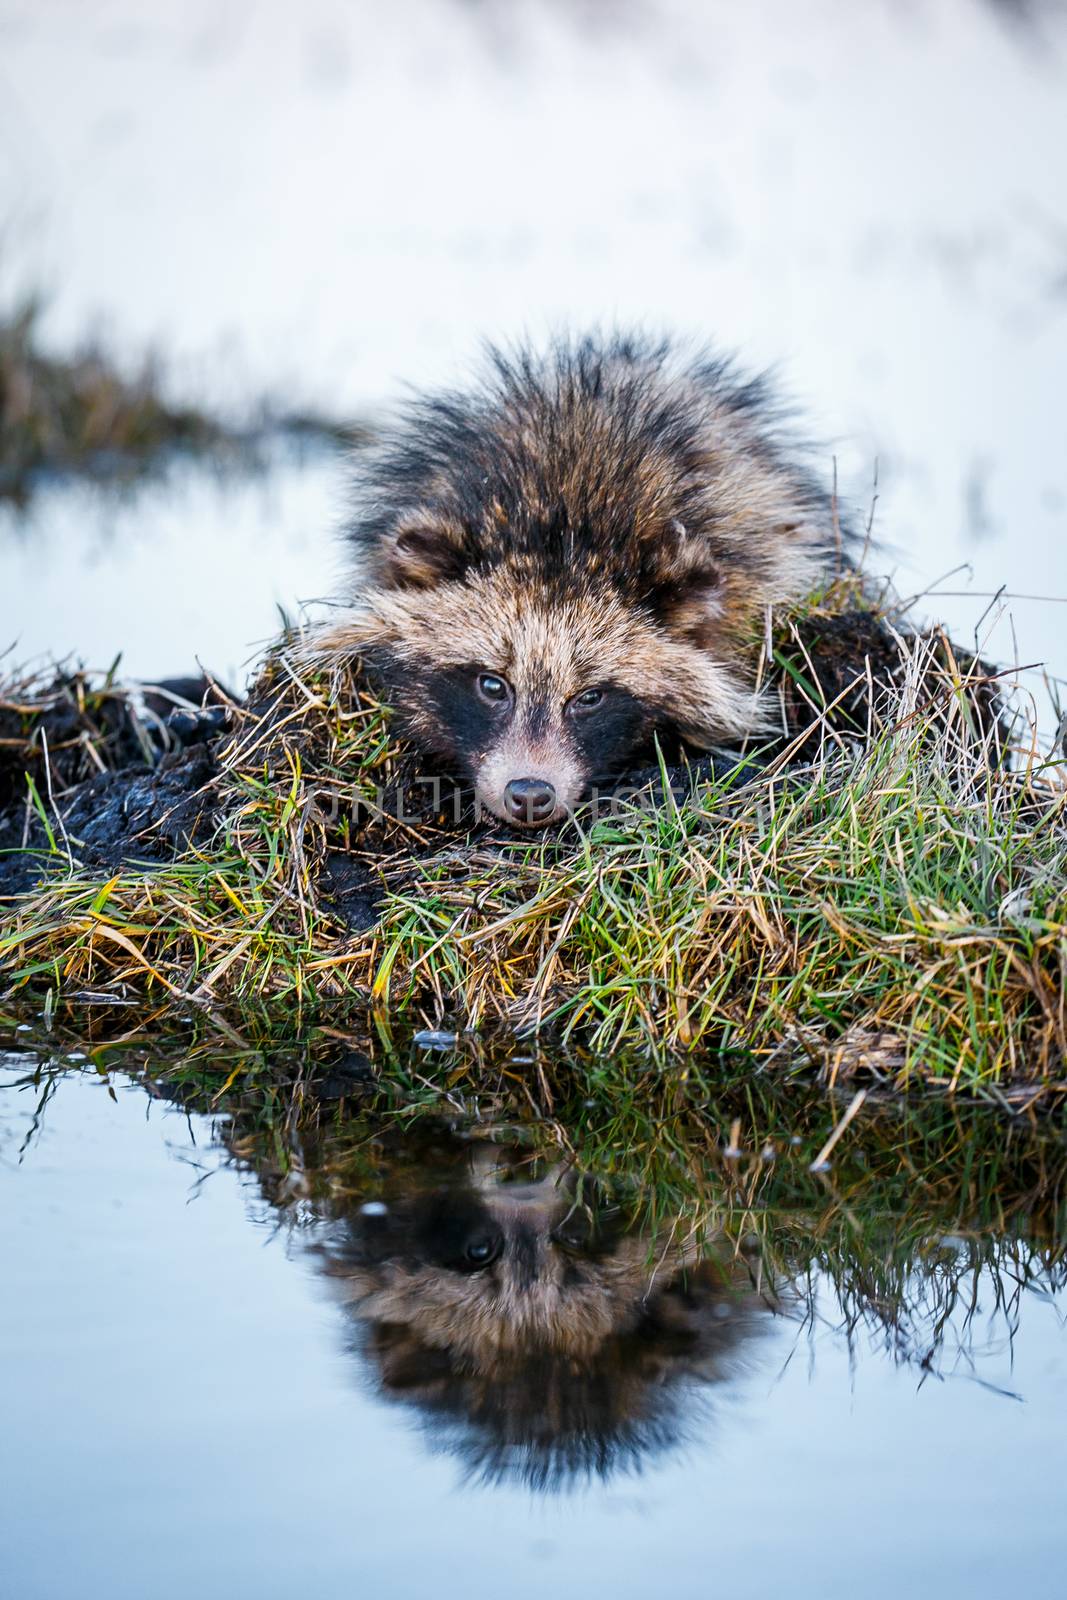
[334,1152,650,1362]
[314,1142,779,1487]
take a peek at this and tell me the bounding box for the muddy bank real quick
[0,597,1007,912]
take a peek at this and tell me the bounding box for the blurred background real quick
[1,0,1065,708]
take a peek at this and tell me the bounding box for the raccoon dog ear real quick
[382,513,470,588]
[647,519,725,647]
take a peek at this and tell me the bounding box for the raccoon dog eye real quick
[551,1226,590,1253]
[567,687,604,715]
[464,1233,502,1268]
[476,672,511,705]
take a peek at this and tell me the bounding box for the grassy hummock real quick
[1,577,1065,1100]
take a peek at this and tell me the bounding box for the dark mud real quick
[0,675,228,893]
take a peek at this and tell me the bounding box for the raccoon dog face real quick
[313,336,839,827]
[355,561,738,828]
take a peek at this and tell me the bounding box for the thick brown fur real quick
[312,334,847,825]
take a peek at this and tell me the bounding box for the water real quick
[1,0,1067,700]
[3,1031,1066,1600]
[0,439,344,685]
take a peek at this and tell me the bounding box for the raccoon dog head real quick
[313,336,837,827]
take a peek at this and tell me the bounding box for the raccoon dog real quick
[314,334,844,827]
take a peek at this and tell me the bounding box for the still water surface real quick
[2,1055,1066,1600]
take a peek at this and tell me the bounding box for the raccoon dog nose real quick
[504,778,557,823]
